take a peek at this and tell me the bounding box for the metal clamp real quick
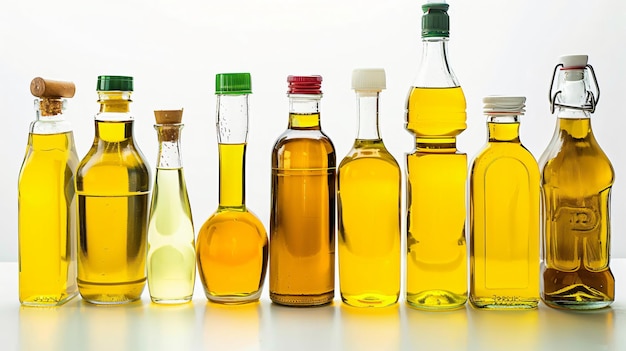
[548,63,600,114]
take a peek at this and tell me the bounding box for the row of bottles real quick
[17,2,614,311]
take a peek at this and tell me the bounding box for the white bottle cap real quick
[352,68,386,91]
[483,96,526,115]
[559,55,588,69]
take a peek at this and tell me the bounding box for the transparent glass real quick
[76,91,151,304]
[196,94,268,304]
[338,91,400,307]
[18,98,79,306]
[270,94,336,306]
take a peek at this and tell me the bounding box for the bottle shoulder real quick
[470,143,540,180]
[198,209,267,237]
[339,142,400,169]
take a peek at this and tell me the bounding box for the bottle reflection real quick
[468,309,539,350]
[79,300,144,351]
[19,304,77,350]
[340,304,400,350]
[203,301,262,350]
[404,306,468,349]
[539,308,615,350]
[263,303,338,350]
[144,302,197,349]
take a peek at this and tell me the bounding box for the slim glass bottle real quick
[469,96,540,309]
[540,55,614,309]
[405,2,468,310]
[196,73,268,303]
[338,68,401,307]
[147,109,195,304]
[19,77,78,306]
[76,75,151,304]
[270,75,336,306]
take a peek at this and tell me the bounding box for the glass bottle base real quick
[151,295,193,305]
[270,291,334,307]
[341,293,398,308]
[20,291,78,307]
[470,296,538,310]
[78,278,145,305]
[542,298,613,310]
[206,289,262,305]
[406,290,467,311]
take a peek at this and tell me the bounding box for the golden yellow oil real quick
[338,139,400,307]
[76,120,150,304]
[196,143,268,303]
[469,122,540,309]
[405,86,467,310]
[541,118,614,309]
[18,132,78,306]
[270,116,336,306]
[147,168,195,304]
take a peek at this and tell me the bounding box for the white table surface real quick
[1,260,625,351]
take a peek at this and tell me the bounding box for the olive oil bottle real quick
[147,109,195,304]
[540,55,614,309]
[338,68,400,307]
[405,3,468,310]
[196,73,268,303]
[19,77,78,306]
[469,96,540,309]
[76,76,151,304]
[270,75,336,306]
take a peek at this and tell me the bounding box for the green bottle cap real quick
[97,75,133,92]
[215,73,252,95]
[422,3,449,38]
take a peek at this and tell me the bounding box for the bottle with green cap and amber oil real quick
[338,68,401,307]
[405,2,468,310]
[19,77,79,306]
[76,75,151,304]
[196,73,268,303]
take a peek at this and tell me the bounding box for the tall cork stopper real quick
[31,77,75,116]
[154,109,184,141]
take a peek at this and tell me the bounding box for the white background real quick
[1,0,625,262]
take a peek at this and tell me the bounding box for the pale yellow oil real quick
[147,168,195,304]
[18,132,79,306]
[270,113,336,306]
[196,143,268,303]
[76,120,150,304]
[405,86,467,310]
[469,122,540,309]
[338,139,400,307]
[541,118,614,309]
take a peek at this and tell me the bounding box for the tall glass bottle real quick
[196,73,268,304]
[270,75,336,306]
[405,2,467,310]
[76,75,151,304]
[540,55,614,309]
[19,77,78,306]
[469,96,540,309]
[338,68,401,307]
[147,109,195,304]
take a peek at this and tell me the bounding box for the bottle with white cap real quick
[469,96,540,309]
[540,55,614,309]
[337,68,401,307]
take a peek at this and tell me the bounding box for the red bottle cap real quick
[287,75,322,94]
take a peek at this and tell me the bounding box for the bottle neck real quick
[97,91,132,118]
[218,143,246,209]
[355,92,381,141]
[558,118,593,139]
[288,94,322,130]
[414,37,459,88]
[155,124,183,168]
[217,94,249,143]
[31,98,72,134]
[556,75,591,119]
[486,115,521,143]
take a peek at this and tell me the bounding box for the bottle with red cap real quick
[540,55,614,309]
[269,75,336,306]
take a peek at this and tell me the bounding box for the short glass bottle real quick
[270,75,336,306]
[18,77,79,306]
[196,73,268,303]
[469,96,540,309]
[147,109,196,304]
[338,68,401,307]
[540,55,614,309]
[76,75,151,304]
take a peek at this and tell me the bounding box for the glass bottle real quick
[469,96,540,309]
[147,109,195,304]
[76,75,151,304]
[405,2,468,310]
[540,55,614,309]
[270,75,336,306]
[338,68,401,307]
[18,77,79,306]
[196,73,268,303]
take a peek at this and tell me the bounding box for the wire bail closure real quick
[548,63,600,114]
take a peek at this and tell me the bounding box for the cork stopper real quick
[30,77,75,98]
[154,109,183,141]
